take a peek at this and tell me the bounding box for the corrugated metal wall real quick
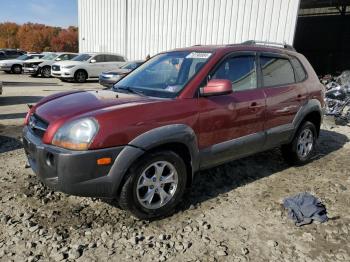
[78,0,300,60]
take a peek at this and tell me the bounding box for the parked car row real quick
[0,48,26,60]
[0,50,144,86]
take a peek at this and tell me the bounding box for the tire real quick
[119,150,187,220]
[11,64,22,74]
[4,70,11,74]
[41,66,51,78]
[281,121,317,165]
[74,70,87,83]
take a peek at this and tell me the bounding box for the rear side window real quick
[211,55,257,91]
[260,56,295,87]
[290,56,307,82]
[106,55,126,62]
[94,55,105,62]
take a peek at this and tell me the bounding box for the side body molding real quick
[110,124,200,196]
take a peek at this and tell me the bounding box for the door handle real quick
[249,102,260,108]
[297,94,307,101]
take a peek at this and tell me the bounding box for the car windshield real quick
[72,54,92,61]
[121,62,142,70]
[16,54,30,60]
[114,51,212,98]
[41,53,57,60]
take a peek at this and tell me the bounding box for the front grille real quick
[24,63,37,68]
[28,114,49,138]
[52,65,60,71]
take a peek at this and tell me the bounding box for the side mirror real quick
[90,59,96,63]
[55,57,61,61]
[200,79,232,97]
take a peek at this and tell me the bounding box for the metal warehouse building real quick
[78,0,350,74]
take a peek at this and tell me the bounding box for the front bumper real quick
[52,68,74,78]
[23,67,39,75]
[22,126,125,198]
[99,77,117,88]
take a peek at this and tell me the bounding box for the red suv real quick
[23,41,325,219]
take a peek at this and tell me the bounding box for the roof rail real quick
[241,40,296,51]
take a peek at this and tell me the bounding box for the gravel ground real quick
[1,73,350,262]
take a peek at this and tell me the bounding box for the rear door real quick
[89,55,106,77]
[104,55,126,71]
[198,52,266,168]
[259,53,308,148]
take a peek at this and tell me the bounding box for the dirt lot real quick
[1,72,350,262]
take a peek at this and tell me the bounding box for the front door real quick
[198,53,266,169]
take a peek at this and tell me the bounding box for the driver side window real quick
[211,55,257,91]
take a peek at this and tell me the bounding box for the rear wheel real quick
[74,70,87,83]
[119,151,187,219]
[41,66,51,78]
[281,121,317,165]
[11,64,22,74]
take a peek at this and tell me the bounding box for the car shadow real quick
[178,129,349,211]
[0,135,22,154]
[0,112,27,120]
[1,81,61,86]
[0,96,43,106]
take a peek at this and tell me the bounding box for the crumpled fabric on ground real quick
[283,192,328,227]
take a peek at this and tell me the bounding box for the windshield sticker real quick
[186,52,212,59]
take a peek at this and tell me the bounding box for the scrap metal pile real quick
[320,70,350,126]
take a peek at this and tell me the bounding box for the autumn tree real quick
[51,26,78,52]
[0,22,78,52]
[0,22,20,48]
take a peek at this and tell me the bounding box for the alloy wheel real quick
[297,128,314,158]
[136,161,178,210]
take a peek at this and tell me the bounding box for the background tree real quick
[0,22,78,52]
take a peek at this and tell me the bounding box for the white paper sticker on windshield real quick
[186,52,212,59]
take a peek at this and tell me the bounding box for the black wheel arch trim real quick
[290,98,323,141]
[110,124,200,196]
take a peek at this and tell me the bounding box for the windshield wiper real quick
[114,86,146,97]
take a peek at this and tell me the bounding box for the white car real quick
[23,52,78,78]
[0,53,44,74]
[51,53,127,83]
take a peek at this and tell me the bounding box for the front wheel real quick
[119,151,187,220]
[74,70,87,83]
[41,66,51,78]
[281,121,317,165]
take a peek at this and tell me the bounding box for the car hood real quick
[24,58,46,64]
[39,60,55,66]
[35,90,157,123]
[54,60,84,66]
[103,69,131,75]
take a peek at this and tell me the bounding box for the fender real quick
[129,124,200,172]
[290,98,323,141]
[110,124,200,196]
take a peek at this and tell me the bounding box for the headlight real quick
[52,118,99,150]
[103,74,116,78]
[63,65,76,69]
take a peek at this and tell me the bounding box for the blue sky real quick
[0,0,77,28]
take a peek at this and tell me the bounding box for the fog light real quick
[46,152,55,167]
